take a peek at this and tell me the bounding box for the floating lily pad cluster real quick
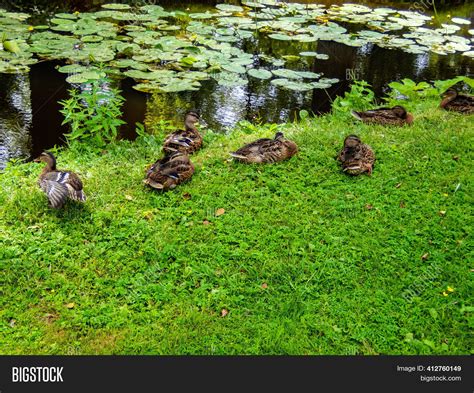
[0,9,39,73]
[0,2,472,92]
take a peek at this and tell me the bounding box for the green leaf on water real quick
[247,68,272,80]
[215,4,244,13]
[101,3,131,10]
[272,68,303,80]
[222,63,246,74]
[66,71,104,84]
[3,40,21,54]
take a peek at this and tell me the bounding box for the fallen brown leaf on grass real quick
[143,211,154,221]
[399,201,406,208]
[183,192,192,200]
[216,208,225,216]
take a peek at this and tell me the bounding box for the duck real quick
[162,111,203,155]
[34,151,86,208]
[439,89,474,114]
[144,151,195,191]
[230,132,298,164]
[337,135,375,176]
[351,105,414,126]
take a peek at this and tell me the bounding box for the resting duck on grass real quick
[351,105,414,126]
[439,89,474,114]
[162,111,203,155]
[34,151,86,208]
[144,151,195,191]
[230,132,298,164]
[337,135,375,176]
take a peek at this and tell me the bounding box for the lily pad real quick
[222,63,246,74]
[215,4,244,13]
[300,52,329,60]
[451,17,470,25]
[268,33,293,41]
[101,3,131,10]
[272,68,303,80]
[57,64,90,73]
[66,71,104,84]
[247,68,272,79]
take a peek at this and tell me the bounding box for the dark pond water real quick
[0,0,473,169]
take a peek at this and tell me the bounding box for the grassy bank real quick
[0,97,472,354]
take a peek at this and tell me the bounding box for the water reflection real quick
[0,0,472,168]
[0,73,32,170]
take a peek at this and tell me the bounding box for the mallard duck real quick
[337,135,375,176]
[440,89,474,114]
[230,132,298,164]
[351,105,414,126]
[144,151,195,191]
[34,151,86,208]
[162,111,203,155]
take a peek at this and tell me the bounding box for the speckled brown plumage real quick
[144,152,195,191]
[162,111,203,155]
[337,135,375,176]
[34,151,86,208]
[351,105,414,126]
[230,132,298,164]
[440,89,474,114]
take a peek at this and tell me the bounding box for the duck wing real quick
[163,129,202,154]
[146,155,194,190]
[41,170,86,205]
[449,94,474,114]
[230,138,275,162]
[39,179,69,208]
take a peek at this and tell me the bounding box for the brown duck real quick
[34,151,86,208]
[144,151,195,191]
[337,135,375,176]
[439,89,474,114]
[230,132,298,164]
[162,111,203,155]
[351,105,414,126]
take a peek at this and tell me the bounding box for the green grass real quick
[0,97,472,355]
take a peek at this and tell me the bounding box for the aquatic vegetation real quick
[59,77,126,148]
[0,2,472,93]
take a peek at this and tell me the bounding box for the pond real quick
[0,0,472,169]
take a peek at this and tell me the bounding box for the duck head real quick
[34,151,56,169]
[274,131,285,140]
[440,89,459,109]
[392,105,414,124]
[184,110,201,130]
[343,135,361,149]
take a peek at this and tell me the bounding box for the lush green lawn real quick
[0,97,472,354]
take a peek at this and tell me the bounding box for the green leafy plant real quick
[432,76,474,95]
[388,78,433,100]
[332,80,375,113]
[388,77,474,101]
[59,77,126,149]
